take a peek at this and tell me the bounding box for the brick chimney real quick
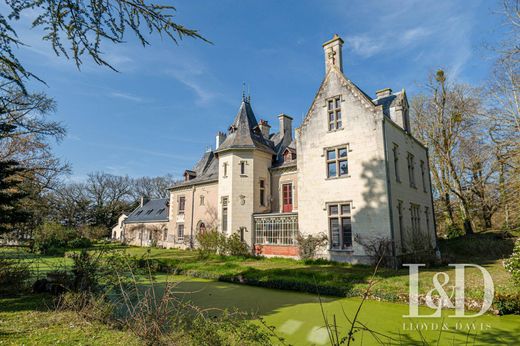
[323,34,344,73]
[278,114,293,141]
[258,119,271,139]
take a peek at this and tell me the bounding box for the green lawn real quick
[0,295,140,346]
[1,232,516,309]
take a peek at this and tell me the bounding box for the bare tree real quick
[132,175,177,199]
[412,70,482,234]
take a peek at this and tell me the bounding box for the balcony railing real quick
[253,212,298,246]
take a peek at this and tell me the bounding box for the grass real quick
[0,231,516,308]
[0,295,140,346]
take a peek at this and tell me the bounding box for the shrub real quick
[354,234,394,266]
[33,222,76,254]
[445,225,464,239]
[68,237,93,249]
[296,232,328,260]
[0,258,31,296]
[71,249,101,293]
[504,238,520,286]
[225,233,250,257]
[494,292,520,315]
[196,229,226,258]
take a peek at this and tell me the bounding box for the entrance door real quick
[282,183,293,212]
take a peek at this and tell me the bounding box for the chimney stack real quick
[140,196,149,207]
[215,131,226,149]
[376,88,392,99]
[278,114,293,141]
[258,119,271,139]
[323,34,344,73]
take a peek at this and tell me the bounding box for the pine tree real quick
[0,123,30,235]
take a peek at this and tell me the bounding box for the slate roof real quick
[125,198,169,224]
[215,99,275,155]
[170,150,219,189]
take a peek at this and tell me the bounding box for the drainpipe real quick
[382,117,397,268]
[190,186,196,249]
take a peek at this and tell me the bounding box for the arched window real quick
[198,222,206,234]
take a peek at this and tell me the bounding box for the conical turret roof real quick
[216,98,275,154]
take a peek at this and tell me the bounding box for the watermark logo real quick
[403,264,494,318]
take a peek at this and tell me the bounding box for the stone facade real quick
[113,34,437,263]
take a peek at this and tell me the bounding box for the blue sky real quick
[11,0,506,181]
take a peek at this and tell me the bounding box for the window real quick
[420,160,426,192]
[254,214,298,245]
[393,144,400,182]
[136,210,143,216]
[259,179,266,206]
[223,162,228,178]
[222,197,229,233]
[178,196,185,213]
[198,222,206,233]
[145,209,153,215]
[407,153,416,188]
[424,207,430,232]
[156,208,165,215]
[177,224,184,241]
[328,203,352,250]
[327,96,342,131]
[200,195,205,206]
[410,204,421,234]
[326,146,348,178]
[240,161,246,175]
[397,200,405,251]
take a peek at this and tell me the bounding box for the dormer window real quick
[327,96,342,131]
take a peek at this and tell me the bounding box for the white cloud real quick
[109,91,146,103]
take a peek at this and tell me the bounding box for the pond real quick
[162,276,520,345]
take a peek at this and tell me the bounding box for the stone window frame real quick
[178,196,186,214]
[177,224,184,242]
[326,95,343,132]
[407,152,416,188]
[223,162,228,178]
[327,201,353,251]
[239,160,248,176]
[393,143,401,183]
[221,196,229,233]
[324,144,350,179]
[410,203,421,234]
[259,178,266,207]
[420,160,427,192]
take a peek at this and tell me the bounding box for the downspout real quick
[381,117,397,267]
[190,186,196,249]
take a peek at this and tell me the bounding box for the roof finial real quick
[242,82,246,101]
[247,84,251,103]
